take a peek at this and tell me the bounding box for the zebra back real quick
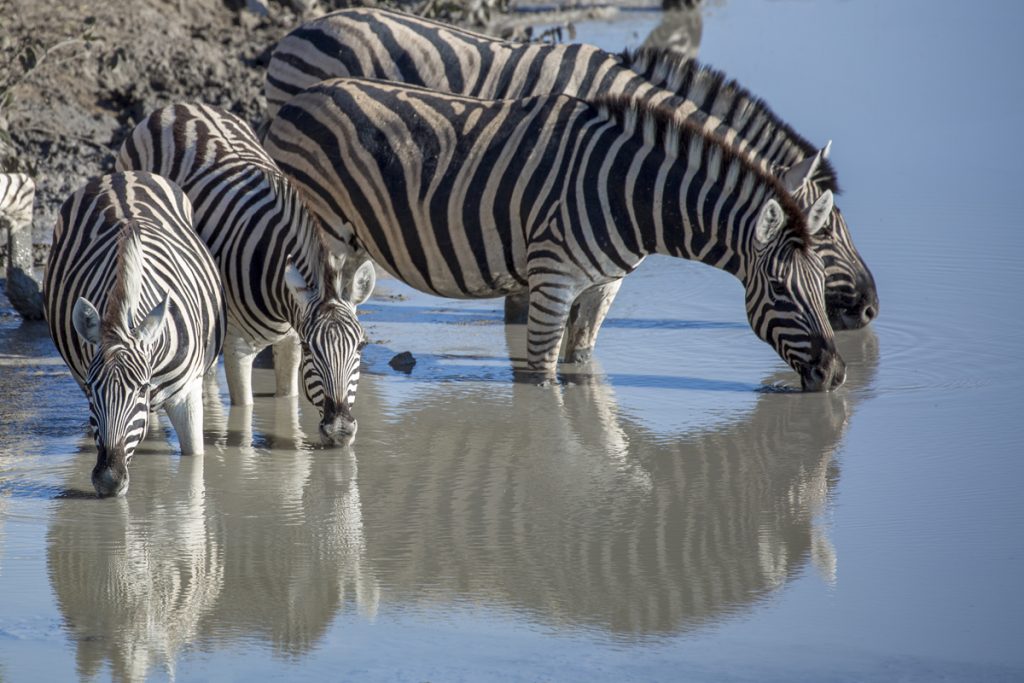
[44,171,224,400]
[265,7,650,120]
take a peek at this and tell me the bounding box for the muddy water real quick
[2,1,1024,681]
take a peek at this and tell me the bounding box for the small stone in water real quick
[389,351,416,374]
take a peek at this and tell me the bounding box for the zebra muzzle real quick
[319,397,357,446]
[92,446,130,497]
[797,352,847,392]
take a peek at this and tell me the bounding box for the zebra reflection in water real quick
[46,390,379,679]
[354,328,877,635]
[46,452,220,681]
[46,329,876,670]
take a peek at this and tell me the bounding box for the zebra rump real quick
[44,171,225,496]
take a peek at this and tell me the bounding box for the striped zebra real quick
[43,172,225,496]
[264,7,877,361]
[263,78,846,390]
[115,103,376,445]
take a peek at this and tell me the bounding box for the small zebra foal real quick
[44,172,225,496]
[116,103,375,445]
[264,79,846,390]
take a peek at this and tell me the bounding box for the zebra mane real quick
[592,94,813,247]
[617,47,840,194]
[102,221,147,338]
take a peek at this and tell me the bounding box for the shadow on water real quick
[43,325,877,677]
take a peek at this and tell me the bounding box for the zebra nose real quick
[798,344,846,392]
[92,447,130,497]
[857,274,880,325]
[319,397,357,446]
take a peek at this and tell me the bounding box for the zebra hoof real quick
[513,368,557,386]
[564,347,594,363]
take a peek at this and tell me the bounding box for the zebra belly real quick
[359,231,528,300]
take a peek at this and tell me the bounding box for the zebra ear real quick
[133,292,170,346]
[780,148,824,194]
[72,297,102,345]
[754,199,786,245]
[344,260,376,307]
[806,190,834,235]
[284,260,316,308]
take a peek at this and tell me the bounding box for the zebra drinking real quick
[263,78,846,390]
[264,7,877,361]
[43,172,225,496]
[116,103,375,445]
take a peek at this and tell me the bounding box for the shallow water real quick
[2,1,1024,681]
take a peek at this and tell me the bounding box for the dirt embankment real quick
[1,0,320,253]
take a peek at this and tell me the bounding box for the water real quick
[2,1,1024,680]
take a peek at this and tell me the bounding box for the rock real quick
[389,351,416,374]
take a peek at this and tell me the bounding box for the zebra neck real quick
[619,151,756,282]
[279,207,332,330]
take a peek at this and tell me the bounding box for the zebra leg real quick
[524,280,577,380]
[203,364,219,393]
[272,331,301,398]
[165,378,206,455]
[562,279,623,363]
[223,334,259,406]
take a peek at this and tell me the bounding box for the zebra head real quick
[779,143,879,331]
[746,190,846,392]
[72,292,170,497]
[284,256,376,446]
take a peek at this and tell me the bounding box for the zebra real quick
[262,78,846,390]
[263,7,877,363]
[115,103,376,445]
[0,173,34,236]
[43,172,225,497]
[1,173,42,319]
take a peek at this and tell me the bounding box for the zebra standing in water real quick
[263,79,845,390]
[116,103,376,445]
[44,172,225,496]
[263,7,877,362]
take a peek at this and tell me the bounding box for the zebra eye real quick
[358,337,369,351]
[769,279,789,298]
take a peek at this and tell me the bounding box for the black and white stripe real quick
[263,78,846,390]
[115,103,375,445]
[264,7,877,345]
[0,173,34,227]
[619,47,878,330]
[43,172,225,496]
